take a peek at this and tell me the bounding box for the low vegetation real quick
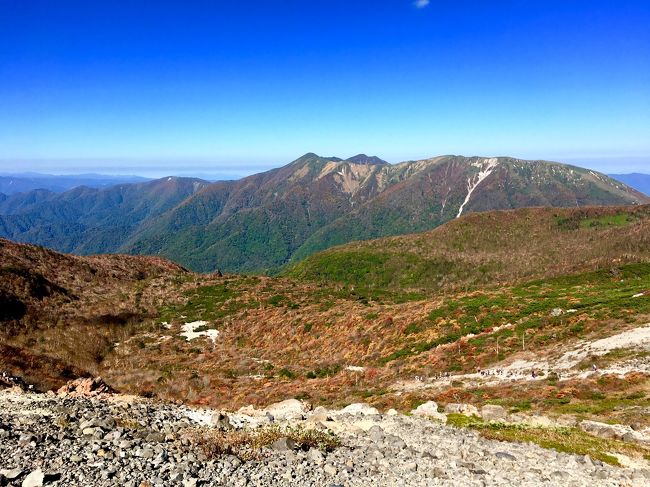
[189,425,340,461]
[446,414,650,466]
[286,205,650,293]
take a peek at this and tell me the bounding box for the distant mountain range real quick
[0,177,209,255]
[609,173,650,196]
[0,154,648,273]
[0,172,150,195]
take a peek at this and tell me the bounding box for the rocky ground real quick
[1,384,650,487]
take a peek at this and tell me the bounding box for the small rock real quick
[495,451,517,461]
[323,464,337,476]
[444,403,479,416]
[271,437,297,451]
[21,469,44,487]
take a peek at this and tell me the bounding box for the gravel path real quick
[1,390,648,486]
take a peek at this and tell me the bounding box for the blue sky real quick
[0,0,649,177]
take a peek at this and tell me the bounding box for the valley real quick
[2,205,650,414]
[3,204,650,485]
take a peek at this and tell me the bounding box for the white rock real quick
[579,420,635,441]
[411,401,446,422]
[480,404,507,421]
[444,403,479,416]
[22,469,44,487]
[339,403,380,416]
[264,398,310,420]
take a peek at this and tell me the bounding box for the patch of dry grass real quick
[188,425,340,461]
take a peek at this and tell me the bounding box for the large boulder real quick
[444,403,479,416]
[480,404,507,422]
[339,403,380,416]
[411,401,446,422]
[579,420,648,444]
[263,399,311,421]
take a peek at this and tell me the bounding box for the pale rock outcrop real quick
[338,403,379,416]
[580,420,650,444]
[411,401,447,422]
[263,398,311,421]
[444,403,479,416]
[480,404,508,422]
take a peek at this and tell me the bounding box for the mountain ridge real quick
[0,154,647,272]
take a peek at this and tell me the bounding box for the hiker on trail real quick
[592,364,598,372]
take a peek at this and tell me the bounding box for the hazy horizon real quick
[1,154,649,180]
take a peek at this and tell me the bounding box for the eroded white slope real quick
[456,158,499,218]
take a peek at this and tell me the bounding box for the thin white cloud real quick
[414,0,430,8]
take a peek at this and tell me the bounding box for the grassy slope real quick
[285,205,650,293]
[0,238,188,390]
[96,259,650,416]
